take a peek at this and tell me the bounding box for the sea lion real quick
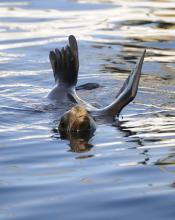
[59,105,96,133]
[48,35,146,135]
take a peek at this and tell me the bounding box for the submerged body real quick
[47,35,146,135]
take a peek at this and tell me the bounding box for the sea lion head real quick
[59,105,96,135]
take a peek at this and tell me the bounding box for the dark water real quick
[0,0,175,219]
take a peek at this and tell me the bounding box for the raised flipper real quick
[49,35,99,104]
[92,49,146,117]
[116,49,146,101]
[49,35,79,87]
[49,36,146,118]
[68,49,146,116]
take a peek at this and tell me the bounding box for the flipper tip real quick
[137,48,146,70]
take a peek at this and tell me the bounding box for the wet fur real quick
[59,106,96,133]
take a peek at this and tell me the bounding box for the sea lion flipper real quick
[49,51,58,82]
[61,45,72,85]
[55,48,62,69]
[114,49,146,114]
[65,46,71,70]
[130,49,146,98]
[115,70,131,98]
[60,47,65,69]
[95,50,146,116]
[69,35,79,74]
[49,36,79,87]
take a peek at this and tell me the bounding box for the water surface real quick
[0,0,175,219]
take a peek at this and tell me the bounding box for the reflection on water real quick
[53,127,94,153]
[0,0,175,219]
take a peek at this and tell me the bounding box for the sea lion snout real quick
[59,106,96,133]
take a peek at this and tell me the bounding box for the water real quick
[0,0,175,219]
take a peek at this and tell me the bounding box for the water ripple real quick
[0,0,175,220]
